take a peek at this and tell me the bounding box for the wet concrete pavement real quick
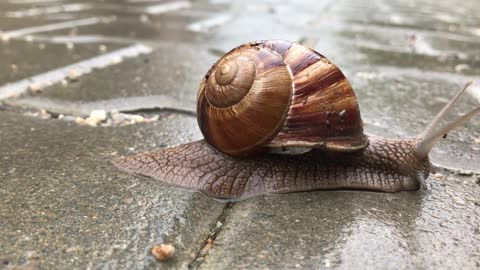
[1,0,480,269]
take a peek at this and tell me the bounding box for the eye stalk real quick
[415,81,480,159]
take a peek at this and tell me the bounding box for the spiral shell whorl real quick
[205,52,256,108]
[198,45,293,156]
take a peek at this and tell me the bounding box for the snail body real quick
[113,40,480,200]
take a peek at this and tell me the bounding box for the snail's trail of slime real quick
[0,44,153,100]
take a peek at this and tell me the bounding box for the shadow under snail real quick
[113,40,480,200]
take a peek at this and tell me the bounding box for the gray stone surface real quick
[1,0,480,269]
[0,40,124,85]
[33,43,216,104]
[0,111,226,269]
[201,172,480,269]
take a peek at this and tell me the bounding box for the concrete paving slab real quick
[200,172,480,269]
[29,43,217,104]
[0,111,225,269]
[353,74,480,171]
[13,1,231,43]
[0,39,125,86]
[1,0,480,269]
[0,17,55,32]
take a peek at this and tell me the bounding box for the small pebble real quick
[89,110,107,121]
[432,172,446,180]
[85,117,100,127]
[75,117,88,125]
[83,110,107,126]
[455,64,470,72]
[38,109,51,119]
[99,44,107,52]
[151,244,175,261]
[67,69,80,81]
[28,83,44,94]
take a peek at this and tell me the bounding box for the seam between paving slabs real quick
[1,101,479,176]
[188,202,235,270]
[0,101,195,127]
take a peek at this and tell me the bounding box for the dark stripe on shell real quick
[269,42,366,151]
[284,44,322,75]
[293,62,346,97]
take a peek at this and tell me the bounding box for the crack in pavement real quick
[2,99,479,175]
[1,95,196,126]
[188,202,234,270]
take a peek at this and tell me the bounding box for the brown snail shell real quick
[197,40,368,157]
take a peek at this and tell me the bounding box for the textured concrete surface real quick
[201,173,480,269]
[0,111,226,269]
[1,0,480,269]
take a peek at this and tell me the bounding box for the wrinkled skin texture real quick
[113,136,431,199]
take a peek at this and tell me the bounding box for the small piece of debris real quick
[28,83,44,94]
[110,111,159,126]
[151,243,175,261]
[201,238,213,256]
[432,172,446,180]
[25,251,40,260]
[67,69,80,82]
[474,137,480,144]
[75,117,88,126]
[454,64,470,73]
[76,110,107,126]
[89,110,107,122]
[99,44,107,52]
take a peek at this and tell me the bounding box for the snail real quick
[113,40,480,200]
